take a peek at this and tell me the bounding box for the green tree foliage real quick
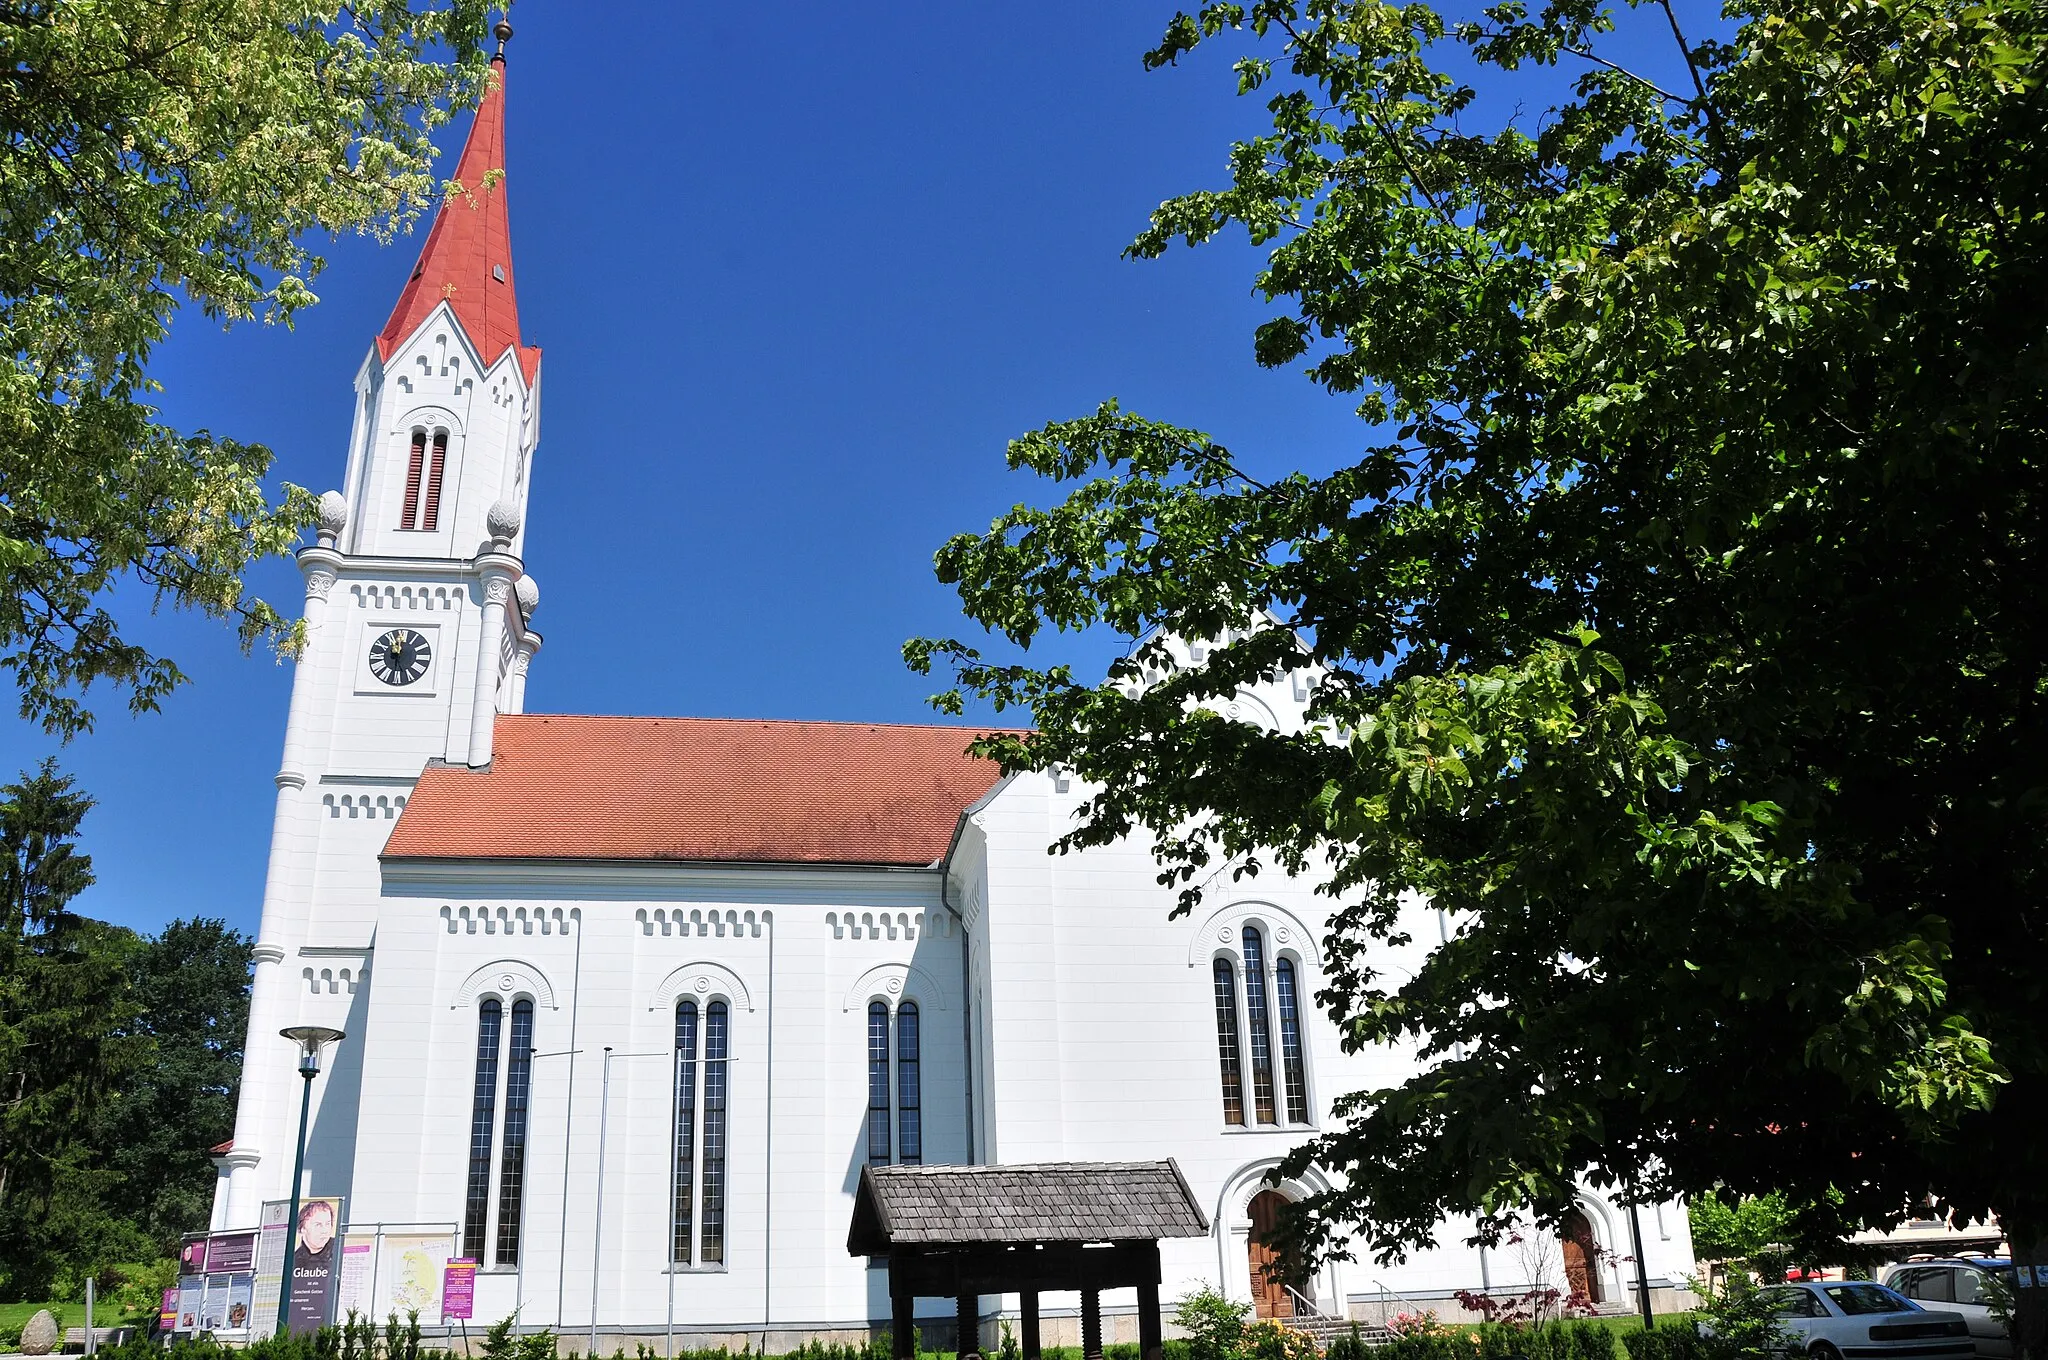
[0,765,251,1299]
[0,0,497,737]
[1687,1192,1796,1274]
[911,0,2048,1312]
[93,920,251,1248]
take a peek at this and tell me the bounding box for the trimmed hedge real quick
[1621,1320,1714,1360]
[1329,1320,1621,1360]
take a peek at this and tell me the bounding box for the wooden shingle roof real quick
[847,1161,1209,1256]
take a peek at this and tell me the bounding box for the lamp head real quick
[280,1025,346,1076]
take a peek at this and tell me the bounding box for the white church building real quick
[210,37,1698,1348]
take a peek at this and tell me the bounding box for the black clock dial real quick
[368,628,432,686]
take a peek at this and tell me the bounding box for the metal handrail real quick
[1284,1285,1333,1321]
[1369,1280,1431,1327]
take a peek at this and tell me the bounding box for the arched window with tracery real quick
[671,1000,699,1262]
[862,997,924,1165]
[1241,926,1278,1125]
[1273,957,1310,1125]
[1213,958,1246,1125]
[461,999,502,1257]
[493,998,533,1263]
[866,1001,891,1166]
[897,1001,921,1166]
[701,1000,729,1264]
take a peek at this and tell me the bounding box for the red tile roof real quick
[377,54,541,385]
[385,715,1009,866]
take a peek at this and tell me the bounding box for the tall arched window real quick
[493,999,534,1263]
[671,1001,699,1262]
[462,1000,502,1257]
[1273,957,1310,1125]
[1213,958,1246,1126]
[701,1000,729,1265]
[896,1002,921,1166]
[862,999,924,1165]
[1241,926,1278,1125]
[866,1001,891,1166]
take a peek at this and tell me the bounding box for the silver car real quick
[1884,1260,2015,1358]
[1755,1281,1973,1360]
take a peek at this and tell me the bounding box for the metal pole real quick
[667,1043,679,1360]
[1626,1180,1655,1330]
[591,1048,612,1357]
[84,1277,94,1356]
[276,1070,316,1335]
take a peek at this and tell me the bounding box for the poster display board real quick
[441,1260,477,1322]
[337,1237,378,1320]
[251,1201,289,1339]
[206,1232,257,1274]
[158,1289,178,1334]
[284,1196,346,1336]
[374,1233,454,1322]
[175,1277,202,1333]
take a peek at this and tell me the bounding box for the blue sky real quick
[0,2,1719,938]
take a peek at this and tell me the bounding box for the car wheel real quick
[1810,1344,1843,1360]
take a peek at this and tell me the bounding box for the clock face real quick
[368,628,432,686]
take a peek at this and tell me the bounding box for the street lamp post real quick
[275,1026,346,1337]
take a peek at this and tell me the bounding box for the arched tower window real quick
[866,1001,891,1166]
[1242,926,1278,1125]
[1213,958,1246,1126]
[1273,957,1310,1124]
[401,430,427,529]
[493,998,533,1263]
[421,429,449,530]
[461,999,503,1258]
[398,427,450,530]
[897,1001,921,1166]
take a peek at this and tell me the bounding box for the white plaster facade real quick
[212,76,1697,1349]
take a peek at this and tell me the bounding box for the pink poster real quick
[441,1259,477,1321]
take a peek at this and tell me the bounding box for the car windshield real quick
[1825,1284,1915,1315]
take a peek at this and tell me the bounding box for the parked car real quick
[1883,1259,2016,1358]
[1753,1280,1973,1360]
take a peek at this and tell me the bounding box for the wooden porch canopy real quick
[848,1161,1210,1360]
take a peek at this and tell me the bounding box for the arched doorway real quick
[1559,1208,1603,1305]
[1247,1190,1313,1320]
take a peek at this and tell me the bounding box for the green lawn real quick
[0,1300,64,1332]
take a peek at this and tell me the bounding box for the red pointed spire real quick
[377,45,540,385]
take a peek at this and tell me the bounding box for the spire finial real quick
[493,18,513,60]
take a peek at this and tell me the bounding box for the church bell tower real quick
[214,20,544,1230]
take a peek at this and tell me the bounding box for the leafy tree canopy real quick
[912,0,2048,1288]
[0,0,498,737]
[0,765,250,1299]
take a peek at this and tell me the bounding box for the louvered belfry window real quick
[400,430,427,528]
[421,429,449,530]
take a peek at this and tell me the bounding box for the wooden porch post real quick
[1081,1289,1103,1360]
[1137,1276,1163,1360]
[892,1290,915,1360]
[1021,1292,1042,1360]
[956,1293,979,1358]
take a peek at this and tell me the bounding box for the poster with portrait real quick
[373,1233,454,1322]
[284,1196,347,1336]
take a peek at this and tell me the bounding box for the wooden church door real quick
[1559,1208,1604,1304]
[1248,1191,1307,1319]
